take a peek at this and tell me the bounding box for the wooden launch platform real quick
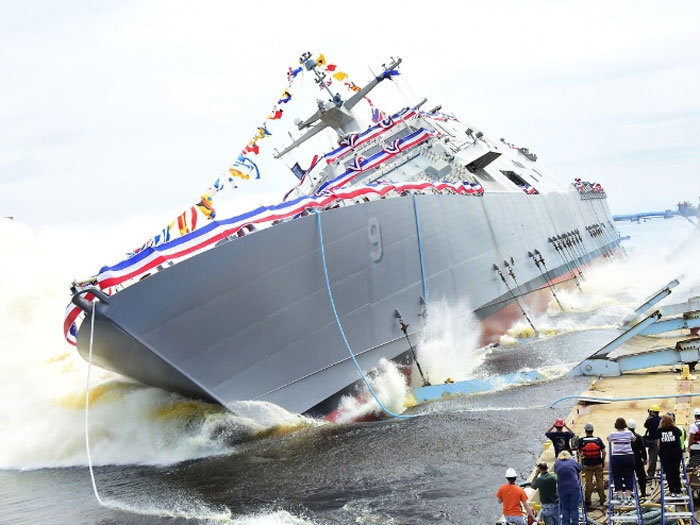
[527,367,700,524]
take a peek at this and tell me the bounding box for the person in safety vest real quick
[577,423,606,507]
[688,408,700,459]
[496,468,536,525]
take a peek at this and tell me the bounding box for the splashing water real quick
[97,489,234,523]
[2,217,699,468]
[416,299,486,384]
[332,358,413,423]
[1,216,699,524]
[322,219,700,419]
[0,218,326,522]
[0,219,312,472]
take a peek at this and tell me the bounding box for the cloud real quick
[1,0,700,231]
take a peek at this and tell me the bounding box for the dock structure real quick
[569,278,700,379]
[448,277,700,523]
[526,368,700,524]
[521,278,700,524]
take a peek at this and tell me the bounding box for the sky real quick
[2,1,700,240]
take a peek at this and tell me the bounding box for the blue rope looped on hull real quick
[412,193,428,303]
[314,210,413,419]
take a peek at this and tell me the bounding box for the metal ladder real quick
[659,456,697,524]
[578,476,589,524]
[607,450,644,524]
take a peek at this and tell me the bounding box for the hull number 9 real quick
[367,217,382,262]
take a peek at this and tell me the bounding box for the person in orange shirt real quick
[496,468,536,525]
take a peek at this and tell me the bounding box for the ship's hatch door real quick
[466,151,501,173]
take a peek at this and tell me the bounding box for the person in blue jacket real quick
[554,450,583,525]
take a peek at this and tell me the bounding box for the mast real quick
[273,54,402,159]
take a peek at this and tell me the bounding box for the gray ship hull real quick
[75,189,618,418]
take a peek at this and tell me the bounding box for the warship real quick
[65,53,621,420]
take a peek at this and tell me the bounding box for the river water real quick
[1,215,698,524]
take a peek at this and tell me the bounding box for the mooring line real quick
[85,302,105,506]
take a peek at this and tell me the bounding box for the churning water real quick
[1,216,698,524]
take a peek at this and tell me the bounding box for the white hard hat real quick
[505,468,517,478]
[627,418,636,429]
[694,408,700,417]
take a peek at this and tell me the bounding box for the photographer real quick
[531,462,558,525]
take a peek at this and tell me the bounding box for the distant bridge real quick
[614,205,697,225]
[613,210,677,221]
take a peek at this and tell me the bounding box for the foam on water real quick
[0,219,312,472]
[332,358,413,423]
[86,476,315,524]
[1,215,699,524]
[416,299,487,384]
[97,491,234,523]
[226,511,316,525]
[0,217,323,521]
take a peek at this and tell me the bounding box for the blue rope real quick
[549,392,700,408]
[411,194,428,303]
[314,210,413,419]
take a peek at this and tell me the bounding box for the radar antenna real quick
[274,55,402,158]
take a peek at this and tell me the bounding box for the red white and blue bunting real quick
[573,178,605,194]
[129,52,394,258]
[63,53,470,344]
[63,179,483,345]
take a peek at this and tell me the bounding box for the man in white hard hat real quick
[496,468,536,525]
[688,408,700,461]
